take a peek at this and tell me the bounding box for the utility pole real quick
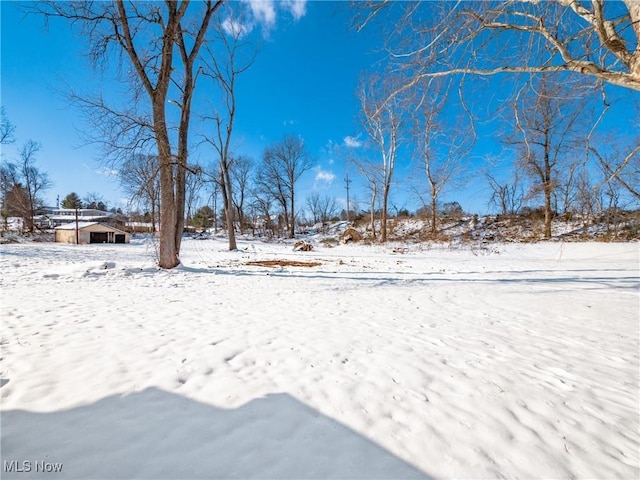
[344,173,352,223]
[75,207,79,245]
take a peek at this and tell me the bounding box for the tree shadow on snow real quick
[1,388,429,479]
[210,267,638,291]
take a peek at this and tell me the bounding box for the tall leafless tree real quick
[1,141,51,233]
[255,134,312,238]
[412,78,474,236]
[1,109,17,231]
[202,6,256,250]
[355,162,380,239]
[34,1,222,268]
[512,75,590,238]
[359,74,407,242]
[230,155,253,233]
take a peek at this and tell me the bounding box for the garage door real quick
[115,234,126,244]
[90,232,108,243]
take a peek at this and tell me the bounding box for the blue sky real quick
[1,1,637,216]
[2,1,391,214]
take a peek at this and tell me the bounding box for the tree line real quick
[5,1,638,261]
[351,0,639,240]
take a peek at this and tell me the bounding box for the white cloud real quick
[314,167,335,187]
[241,0,307,37]
[222,17,251,38]
[281,0,307,21]
[96,167,118,177]
[243,0,276,29]
[343,136,363,148]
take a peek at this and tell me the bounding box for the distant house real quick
[125,221,156,233]
[36,208,114,229]
[54,222,130,245]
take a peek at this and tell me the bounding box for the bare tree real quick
[185,166,205,229]
[413,78,473,236]
[575,167,598,233]
[83,192,108,211]
[1,111,18,230]
[1,107,16,145]
[356,1,640,192]
[356,1,640,94]
[359,74,406,242]
[486,170,525,217]
[250,188,275,237]
[201,7,256,250]
[596,167,624,238]
[230,155,253,233]
[83,193,99,209]
[345,145,379,237]
[512,75,590,238]
[306,193,338,232]
[554,161,582,219]
[1,141,51,233]
[1,163,21,230]
[120,154,160,233]
[255,134,312,238]
[589,142,640,201]
[35,1,222,268]
[19,141,51,233]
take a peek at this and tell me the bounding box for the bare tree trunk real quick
[543,137,553,239]
[512,75,587,241]
[370,182,377,239]
[359,74,404,244]
[151,199,156,234]
[223,167,237,249]
[381,184,389,242]
[155,117,179,268]
[430,187,437,237]
[34,1,221,268]
[290,191,295,238]
[543,182,552,238]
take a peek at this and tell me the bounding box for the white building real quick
[35,209,114,228]
[54,222,130,244]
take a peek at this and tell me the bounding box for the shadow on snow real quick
[177,264,639,292]
[2,388,429,479]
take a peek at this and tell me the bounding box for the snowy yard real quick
[1,237,638,479]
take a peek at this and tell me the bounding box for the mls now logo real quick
[4,460,63,473]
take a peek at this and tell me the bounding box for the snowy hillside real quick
[1,238,638,478]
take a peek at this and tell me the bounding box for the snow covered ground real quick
[1,237,638,479]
